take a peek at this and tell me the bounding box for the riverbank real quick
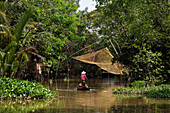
[0,77,56,100]
[112,81,170,98]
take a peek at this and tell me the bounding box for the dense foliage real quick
[0,77,55,99]
[0,0,169,83]
[113,81,170,98]
[0,0,34,77]
[89,0,170,83]
[0,0,87,78]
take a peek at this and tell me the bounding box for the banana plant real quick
[0,0,34,77]
[0,41,18,76]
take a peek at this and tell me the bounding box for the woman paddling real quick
[81,71,88,87]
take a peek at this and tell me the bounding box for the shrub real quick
[112,84,170,98]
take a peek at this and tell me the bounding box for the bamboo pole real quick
[69,40,100,57]
[109,39,119,57]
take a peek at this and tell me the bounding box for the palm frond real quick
[0,51,5,61]
[0,11,8,24]
[0,31,6,34]
[0,24,14,38]
[11,0,21,7]
[29,51,46,61]
[3,41,18,53]
[13,8,34,42]
[15,46,38,60]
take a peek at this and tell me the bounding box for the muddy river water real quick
[0,76,169,113]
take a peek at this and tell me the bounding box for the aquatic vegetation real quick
[130,80,146,88]
[0,77,57,100]
[0,99,55,113]
[146,84,170,98]
[113,83,170,98]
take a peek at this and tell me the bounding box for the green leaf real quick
[3,41,17,53]
[13,8,34,42]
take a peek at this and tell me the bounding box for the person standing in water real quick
[81,71,88,87]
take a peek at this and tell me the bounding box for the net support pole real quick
[109,39,119,57]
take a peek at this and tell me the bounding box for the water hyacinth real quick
[112,81,170,98]
[0,77,56,100]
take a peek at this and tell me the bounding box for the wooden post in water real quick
[66,57,71,80]
[46,67,50,83]
[55,58,60,80]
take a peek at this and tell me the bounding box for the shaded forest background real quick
[0,0,169,84]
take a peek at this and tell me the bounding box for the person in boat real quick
[81,71,88,87]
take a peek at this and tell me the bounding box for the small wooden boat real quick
[77,86,90,90]
[77,83,90,90]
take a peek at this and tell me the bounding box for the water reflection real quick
[0,77,169,113]
[0,99,55,113]
[40,77,170,113]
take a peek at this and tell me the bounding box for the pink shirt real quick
[81,74,87,80]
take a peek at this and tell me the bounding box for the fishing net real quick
[72,47,124,75]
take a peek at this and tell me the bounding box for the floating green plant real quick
[0,77,57,100]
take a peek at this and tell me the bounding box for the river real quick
[0,76,169,113]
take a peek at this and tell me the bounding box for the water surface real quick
[0,76,169,113]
